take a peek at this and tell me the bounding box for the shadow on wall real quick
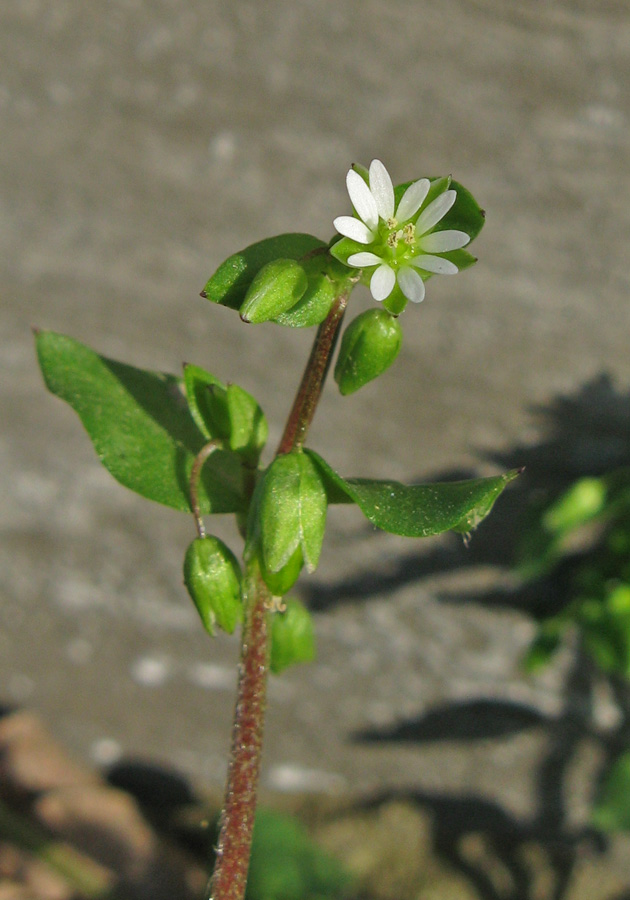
[309,373,630,900]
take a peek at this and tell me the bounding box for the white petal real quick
[370,264,396,302]
[397,266,425,303]
[409,254,459,275]
[418,229,470,252]
[347,251,383,267]
[415,189,457,235]
[346,169,379,231]
[396,178,430,223]
[368,159,395,220]
[333,216,375,244]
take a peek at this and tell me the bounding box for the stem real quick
[276,290,349,455]
[207,561,271,900]
[209,286,351,900]
[189,440,223,538]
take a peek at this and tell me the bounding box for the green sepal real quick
[270,597,316,674]
[307,449,520,538]
[35,331,245,514]
[183,536,243,635]
[240,259,308,324]
[202,234,325,312]
[328,235,365,270]
[382,283,409,316]
[334,309,402,395]
[272,255,348,328]
[259,545,304,596]
[247,451,328,577]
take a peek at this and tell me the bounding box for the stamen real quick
[403,223,415,244]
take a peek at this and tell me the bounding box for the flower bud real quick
[334,308,402,395]
[247,450,327,594]
[270,598,316,674]
[240,259,308,324]
[183,536,243,635]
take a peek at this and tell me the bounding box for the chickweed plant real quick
[36,160,519,900]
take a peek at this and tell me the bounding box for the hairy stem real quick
[209,286,351,900]
[276,290,349,455]
[208,561,271,900]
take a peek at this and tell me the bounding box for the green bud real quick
[270,597,316,674]
[334,309,402,395]
[240,259,308,324]
[247,450,327,594]
[183,365,268,466]
[183,536,243,635]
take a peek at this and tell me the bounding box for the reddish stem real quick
[208,562,270,900]
[276,290,348,455]
[208,287,351,900]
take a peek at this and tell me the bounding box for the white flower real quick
[333,159,471,305]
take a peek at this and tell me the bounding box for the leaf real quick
[202,233,326,311]
[246,808,354,900]
[307,450,520,537]
[36,331,245,513]
[593,751,630,832]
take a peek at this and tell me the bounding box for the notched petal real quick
[418,229,470,252]
[415,189,457,235]
[370,264,396,302]
[347,251,383,267]
[410,254,459,275]
[346,169,379,231]
[333,216,374,244]
[369,159,395,220]
[396,178,430,223]
[397,266,425,303]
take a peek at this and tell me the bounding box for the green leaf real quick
[593,751,630,832]
[240,259,308,324]
[307,450,520,537]
[202,233,325,311]
[183,536,243,635]
[36,331,245,513]
[246,808,354,900]
[270,597,316,674]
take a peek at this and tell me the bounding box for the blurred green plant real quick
[517,466,630,831]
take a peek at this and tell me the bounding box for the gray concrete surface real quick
[2,0,630,864]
